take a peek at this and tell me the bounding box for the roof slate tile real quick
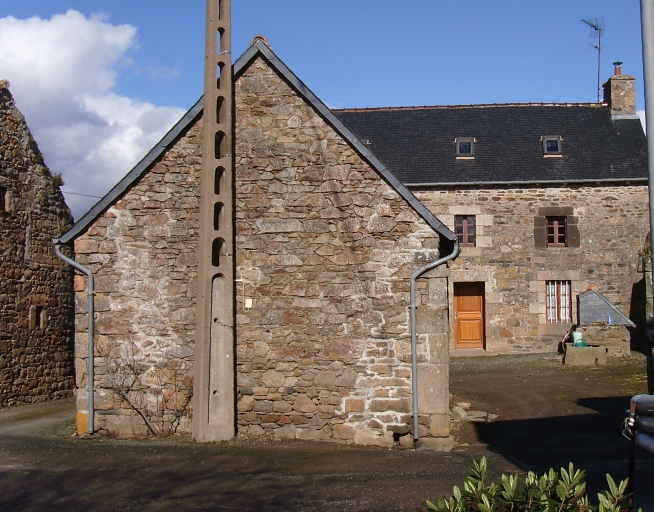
[333,105,647,185]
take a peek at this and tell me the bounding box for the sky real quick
[0,1,647,219]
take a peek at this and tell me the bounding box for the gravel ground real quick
[0,353,652,511]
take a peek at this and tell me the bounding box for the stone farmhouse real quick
[57,40,648,443]
[335,62,648,356]
[0,80,75,406]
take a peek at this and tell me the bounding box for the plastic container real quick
[572,331,587,347]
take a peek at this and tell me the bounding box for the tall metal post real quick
[641,0,654,395]
[193,0,235,442]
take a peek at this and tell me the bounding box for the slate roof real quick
[333,104,647,186]
[58,40,456,244]
[578,288,635,327]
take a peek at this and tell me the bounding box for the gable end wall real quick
[234,56,449,445]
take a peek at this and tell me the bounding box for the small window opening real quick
[0,187,6,211]
[29,305,45,329]
[546,280,571,323]
[543,136,562,155]
[455,138,475,157]
[455,215,476,247]
[546,216,567,247]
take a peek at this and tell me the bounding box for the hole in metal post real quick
[214,167,224,195]
[216,28,224,54]
[211,238,225,267]
[213,202,224,231]
[216,96,224,124]
[215,131,225,159]
[216,62,224,89]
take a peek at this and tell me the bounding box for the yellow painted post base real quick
[76,411,88,435]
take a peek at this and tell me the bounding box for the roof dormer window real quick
[456,137,475,158]
[543,136,563,157]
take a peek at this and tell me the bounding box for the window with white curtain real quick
[546,280,571,323]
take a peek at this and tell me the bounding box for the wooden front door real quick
[454,282,485,349]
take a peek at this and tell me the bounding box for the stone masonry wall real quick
[71,54,452,442]
[234,56,449,446]
[73,119,202,436]
[417,185,648,354]
[0,80,74,406]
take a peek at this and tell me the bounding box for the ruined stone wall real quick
[417,185,649,354]
[0,80,74,406]
[73,120,202,436]
[234,56,449,446]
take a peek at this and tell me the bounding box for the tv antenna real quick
[582,17,605,102]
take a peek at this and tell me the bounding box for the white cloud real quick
[0,10,184,218]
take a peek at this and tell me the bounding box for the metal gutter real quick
[53,240,95,434]
[405,177,648,189]
[640,0,654,394]
[410,240,459,442]
[611,114,642,120]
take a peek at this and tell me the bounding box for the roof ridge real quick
[59,39,457,244]
[333,102,606,112]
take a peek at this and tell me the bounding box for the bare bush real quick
[97,339,193,437]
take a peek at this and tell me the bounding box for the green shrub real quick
[425,457,640,512]
[52,173,64,188]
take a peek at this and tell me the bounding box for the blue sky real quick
[0,1,647,217]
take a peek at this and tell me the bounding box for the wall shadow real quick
[471,395,654,508]
[629,277,648,354]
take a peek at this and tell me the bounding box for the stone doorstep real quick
[450,349,500,357]
[415,436,456,452]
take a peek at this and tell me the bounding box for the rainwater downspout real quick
[54,240,95,435]
[411,240,459,442]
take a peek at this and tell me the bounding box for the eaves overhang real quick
[405,177,648,189]
[234,41,457,242]
[57,97,204,244]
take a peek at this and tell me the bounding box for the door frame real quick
[453,281,486,350]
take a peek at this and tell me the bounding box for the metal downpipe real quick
[641,0,654,393]
[54,240,95,434]
[410,240,459,442]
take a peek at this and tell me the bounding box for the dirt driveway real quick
[0,353,652,511]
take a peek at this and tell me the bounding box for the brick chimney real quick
[602,62,636,116]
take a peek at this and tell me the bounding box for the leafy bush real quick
[425,457,640,512]
[52,173,64,188]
